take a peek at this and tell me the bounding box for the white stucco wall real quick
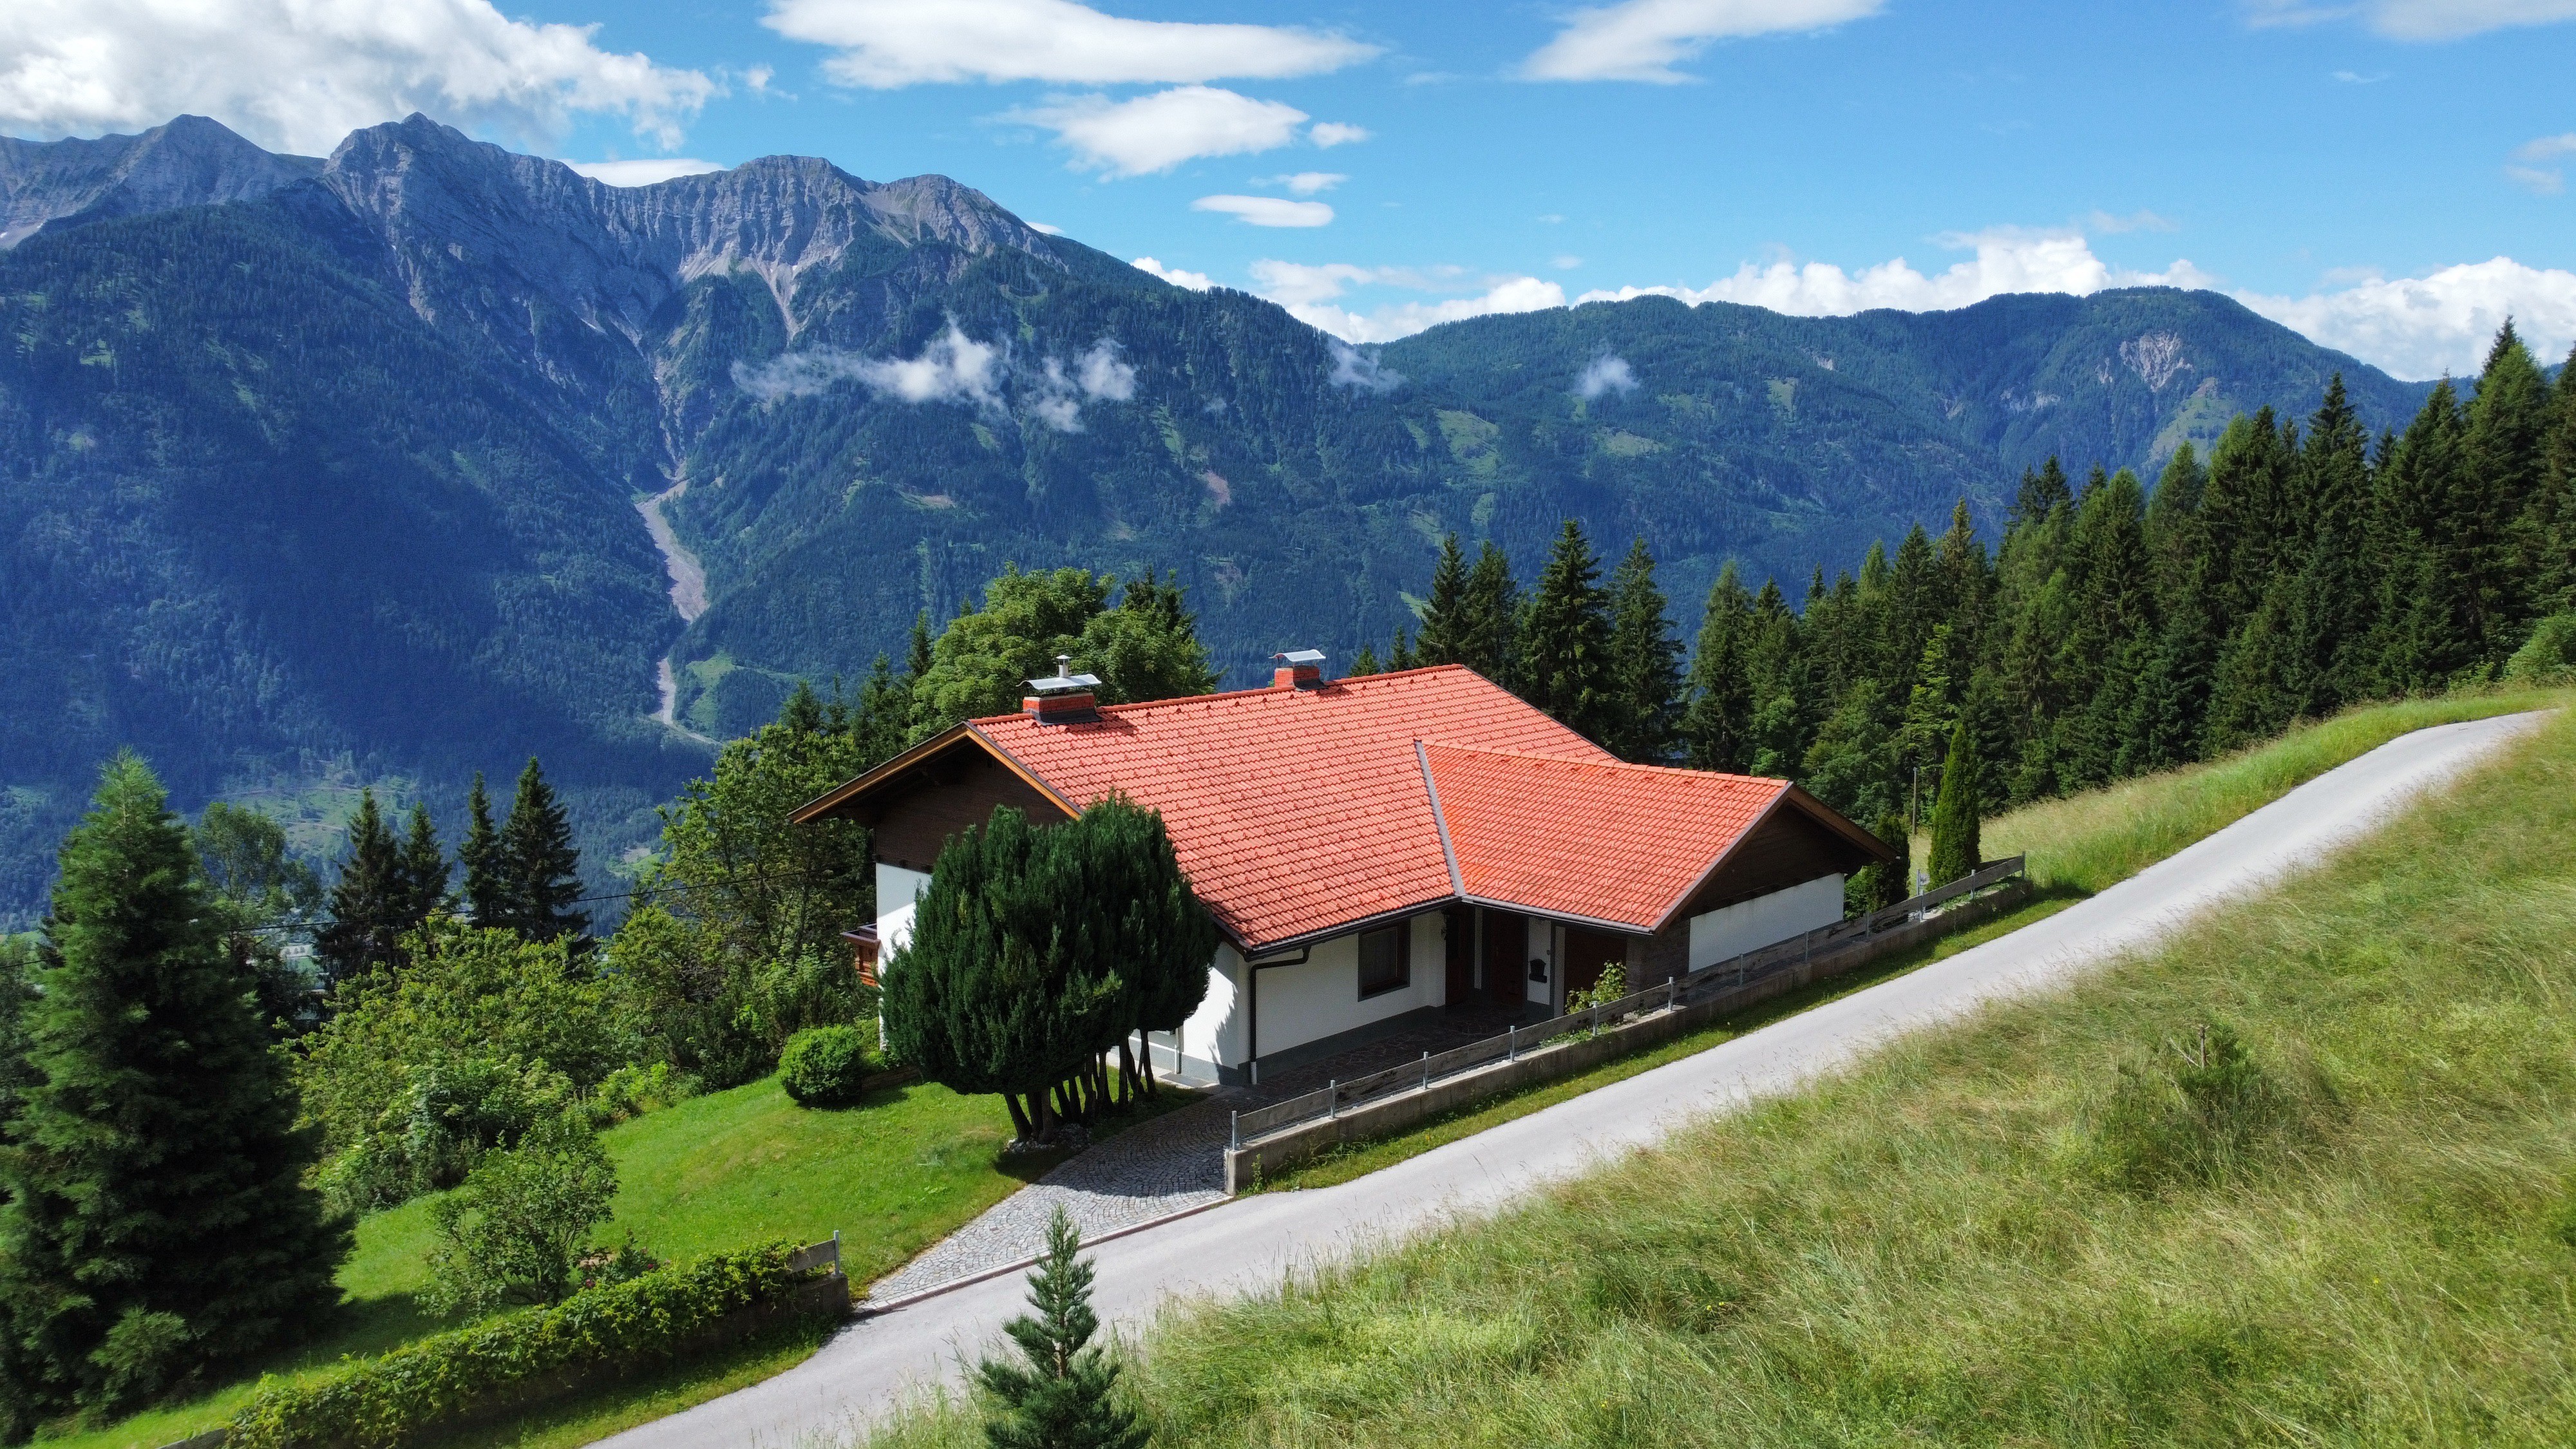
[1687,874,1846,971]
[1159,946,1245,1083]
[875,862,931,958]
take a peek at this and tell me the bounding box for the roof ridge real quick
[968,661,1484,727]
[1422,740,1785,785]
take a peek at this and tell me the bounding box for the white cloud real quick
[1250,259,1570,343]
[1327,341,1403,392]
[567,158,726,186]
[1576,227,2217,317]
[2235,258,2576,379]
[1131,256,1215,290]
[2246,0,2576,38]
[1522,0,1885,83]
[732,322,1005,406]
[2509,133,2576,194]
[2519,133,2576,158]
[1192,194,1334,227]
[1576,353,1638,398]
[1027,339,1136,431]
[1027,220,1066,234]
[2507,166,2565,195]
[762,0,1375,86]
[1553,254,1584,269]
[2332,69,2387,82]
[1019,85,1307,176]
[0,0,715,155]
[2084,208,2176,233]
[1308,121,1370,146]
[1265,171,1345,194]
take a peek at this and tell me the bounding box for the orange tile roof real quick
[1421,743,1791,931]
[967,666,1610,949]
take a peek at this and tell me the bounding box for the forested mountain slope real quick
[0,113,2437,923]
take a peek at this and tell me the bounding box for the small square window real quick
[1358,924,1410,999]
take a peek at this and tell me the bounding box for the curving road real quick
[600,710,2549,1449]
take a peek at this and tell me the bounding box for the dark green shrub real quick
[780,1025,882,1107]
[422,1116,620,1318]
[226,1244,811,1449]
[2086,1023,2289,1191]
[2505,612,2576,685]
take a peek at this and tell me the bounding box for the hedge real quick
[227,1242,810,1449]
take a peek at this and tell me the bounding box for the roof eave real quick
[788,723,1079,826]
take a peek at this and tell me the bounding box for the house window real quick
[1358,923,1410,999]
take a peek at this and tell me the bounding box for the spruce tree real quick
[496,759,588,948]
[2528,343,2576,616]
[1414,533,1473,667]
[458,772,506,927]
[400,802,450,927]
[2373,381,2477,688]
[976,1208,1147,1449]
[1683,563,1755,772]
[1603,538,1683,762]
[1926,718,1983,887]
[1517,520,1616,742]
[2465,323,2553,639]
[315,790,409,983]
[1348,643,1380,677]
[1869,810,1911,911]
[0,757,344,1430]
[1457,540,1519,683]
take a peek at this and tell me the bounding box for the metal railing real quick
[1229,857,2025,1150]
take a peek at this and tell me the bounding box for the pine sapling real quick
[977,1206,1148,1449]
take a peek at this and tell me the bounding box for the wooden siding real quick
[1684,806,1869,918]
[867,750,1072,871]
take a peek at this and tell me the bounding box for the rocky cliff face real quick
[0,115,316,248]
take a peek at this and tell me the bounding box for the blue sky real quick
[6,1,2574,377]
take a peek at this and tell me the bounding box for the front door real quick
[1481,907,1527,1007]
[1443,907,1475,1007]
[1562,927,1629,1000]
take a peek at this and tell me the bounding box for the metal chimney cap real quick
[1026,663,1103,691]
[1273,649,1327,665]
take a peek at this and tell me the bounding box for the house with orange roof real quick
[791,654,1895,1085]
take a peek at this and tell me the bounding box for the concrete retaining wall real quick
[1224,880,2034,1190]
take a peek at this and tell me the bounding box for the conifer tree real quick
[2528,344,2576,615]
[495,758,587,948]
[459,772,505,926]
[0,757,344,1430]
[1926,718,1982,887]
[1868,810,1911,911]
[1414,533,1473,667]
[1388,625,1418,670]
[1457,540,1519,683]
[315,790,409,983]
[1683,563,1756,772]
[2465,323,2553,639]
[1348,643,1380,677]
[975,1208,1147,1449]
[2374,381,2478,687]
[400,802,450,927]
[1517,520,1616,743]
[905,609,936,686]
[850,652,913,771]
[1603,538,1683,762]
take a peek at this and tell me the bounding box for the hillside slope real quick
[0,113,2438,922]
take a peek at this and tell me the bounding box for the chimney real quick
[1272,649,1327,690]
[1022,655,1103,724]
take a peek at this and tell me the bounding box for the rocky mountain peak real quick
[0,114,316,249]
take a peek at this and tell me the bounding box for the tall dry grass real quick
[1983,688,2570,893]
[869,702,2576,1447]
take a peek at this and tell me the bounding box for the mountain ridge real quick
[0,113,2441,925]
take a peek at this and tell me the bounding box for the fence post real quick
[1421,1050,1432,1092]
[1326,1079,1337,1119]
[1589,1002,1600,1039]
[1667,976,1679,1012]
[1508,1024,1517,1061]
[1229,1110,1239,1153]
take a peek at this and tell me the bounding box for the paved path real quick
[600,710,2547,1449]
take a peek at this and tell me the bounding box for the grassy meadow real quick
[37,1075,1132,1449]
[875,700,2576,1446]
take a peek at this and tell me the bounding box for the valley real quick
[0,112,2438,920]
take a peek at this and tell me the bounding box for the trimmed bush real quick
[2504,612,2576,685]
[779,1025,882,1107]
[226,1243,809,1449]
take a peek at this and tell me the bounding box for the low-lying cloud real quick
[1575,352,1638,399]
[1327,341,1403,392]
[732,325,1139,431]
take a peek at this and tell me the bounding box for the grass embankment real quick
[1256,689,2568,1193]
[918,704,2576,1446]
[44,1077,1180,1449]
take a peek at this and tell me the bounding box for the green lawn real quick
[38,1074,1180,1448]
[876,674,2576,1444]
[1255,690,2568,1193]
